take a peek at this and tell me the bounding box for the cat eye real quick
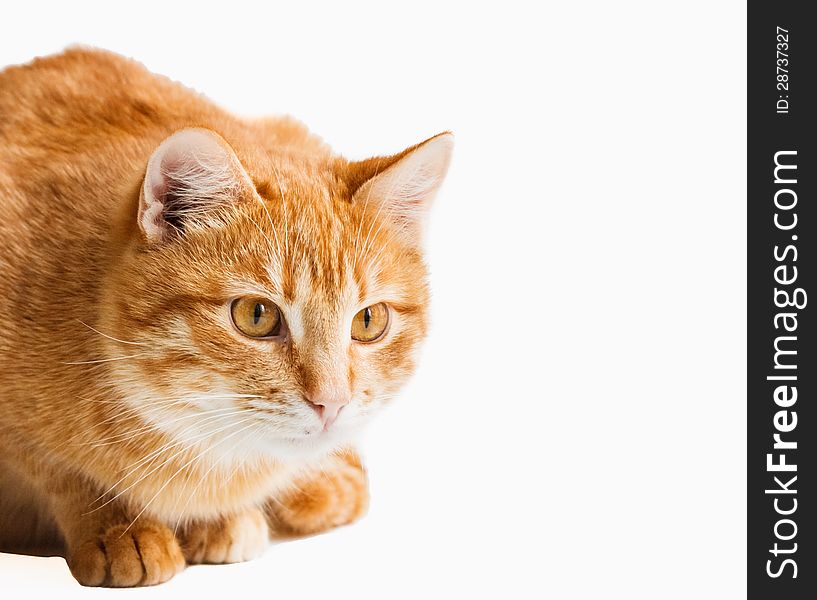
[230,297,282,338]
[351,303,390,343]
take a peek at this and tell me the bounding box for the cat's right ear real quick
[348,132,453,246]
[138,128,253,243]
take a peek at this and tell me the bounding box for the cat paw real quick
[180,507,269,564]
[267,451,369,536]
[67,521,185,587]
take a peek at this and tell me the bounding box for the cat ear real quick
[351,132,453,244]
[138,128,252,243]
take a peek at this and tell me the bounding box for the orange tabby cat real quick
[0,48,451,587]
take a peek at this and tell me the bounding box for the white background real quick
[0,1,746,598]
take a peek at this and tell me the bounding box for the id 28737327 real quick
[776,26,789,114]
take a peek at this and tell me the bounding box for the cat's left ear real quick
[350,132,453,244]
[139,128,254,243]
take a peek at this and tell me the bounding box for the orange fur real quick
[0,48,451,586]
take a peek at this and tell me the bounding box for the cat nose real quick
[306,390,350,430]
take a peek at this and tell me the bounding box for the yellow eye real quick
[230,297,282,338]
[351,303,389,342]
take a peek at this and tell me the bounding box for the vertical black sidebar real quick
[748,2,816,598]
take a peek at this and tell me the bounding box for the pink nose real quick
[306,390,350,431]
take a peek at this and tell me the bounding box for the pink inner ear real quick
[139,156,175,240]
[138,128,252,242]
[148,164,168,204]
[355,134,453,242]
[139,191,167,240]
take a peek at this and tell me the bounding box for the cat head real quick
[103,128,452,462]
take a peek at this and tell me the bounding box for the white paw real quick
[182,507,269,564]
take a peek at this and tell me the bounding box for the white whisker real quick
[254,190,282,256]
[353,158,384,272]
[121,419,260,535]
[86,411,251,512]
[87,406,248,447]
[63,353,145,365]
[172,421,265,535]
[77,320,147,346]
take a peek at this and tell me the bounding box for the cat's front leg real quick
[179,506,269,564]
[46,474,185,587]
[265,449,369,536]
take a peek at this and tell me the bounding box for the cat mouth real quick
[294,428,335,440]
[284,424,347,445]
